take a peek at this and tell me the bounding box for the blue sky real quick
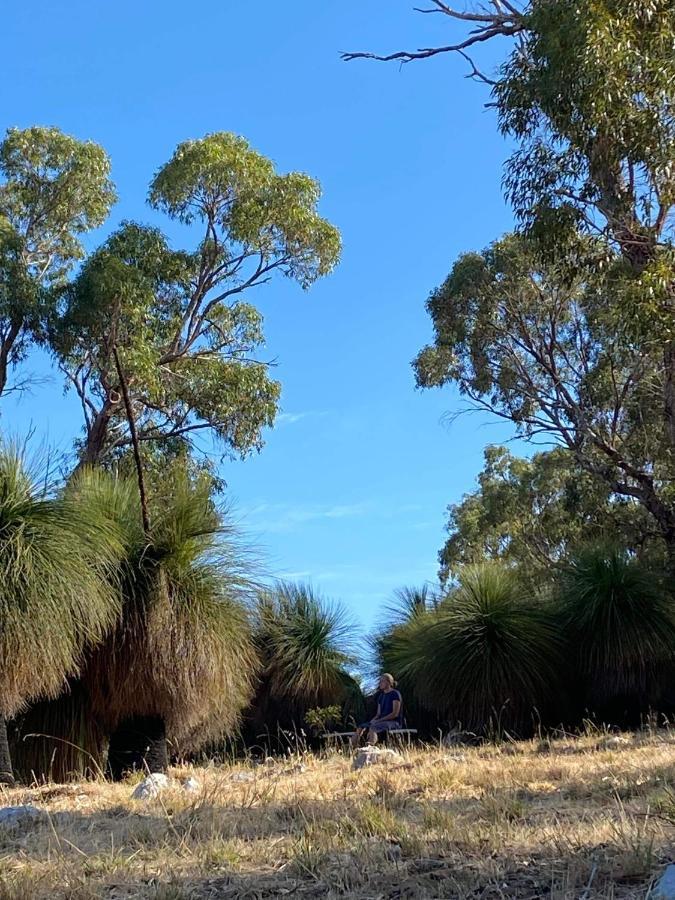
[3,1,519,630]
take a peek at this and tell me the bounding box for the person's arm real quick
[371,700,382,724]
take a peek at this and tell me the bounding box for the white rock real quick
[352,747,403,771]
[230,771,255,783]
[652,865,675,899]
[0,805,45,827]
[182,776,201,794]
[442,753,467,763]
[131,773,171,799]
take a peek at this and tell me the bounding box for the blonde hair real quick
[380,673,396,688]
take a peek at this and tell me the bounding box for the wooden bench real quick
[322,728,418,747]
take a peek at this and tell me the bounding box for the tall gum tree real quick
[346,0,675,566]
[0,126,115,397]
[438,445,658,586]
[54,132,341,466]
[414,234,675,566]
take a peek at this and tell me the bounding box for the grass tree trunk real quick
[0,715,14,785]
[108,348,168,780]
[107,716,168,780]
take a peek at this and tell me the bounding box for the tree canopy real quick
[53,132,341,465]
[438,445,659,585]
[0,126,115,397]
[414,233,675,559]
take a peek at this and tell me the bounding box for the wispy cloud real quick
[244,501,371,533]
[276,412,310,426]
[275,410,329,427]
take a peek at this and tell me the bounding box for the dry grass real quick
[0,731,674,898]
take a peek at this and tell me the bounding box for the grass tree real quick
[68,467,257,778]
[387,564,563,737]
[558,546,675,724]
[0,445,120,783]
[248,583,363,743]
[372,586,443,738]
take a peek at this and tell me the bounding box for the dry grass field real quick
[1,731,674,899]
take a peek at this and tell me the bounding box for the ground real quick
[0,730,674,899]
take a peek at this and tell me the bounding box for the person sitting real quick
[351,673,402,747]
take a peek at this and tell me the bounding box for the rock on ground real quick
[652,865,675,899]
[229,771,255,783]
[181,776,202,793]
[131,773,172,799]
[352,747,403,770]
[443,729,481,747]
[0,805,45,827]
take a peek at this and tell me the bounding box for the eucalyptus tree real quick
[0,126,115,397]
[438,446,651,586]
[54,132,341,466]
[415,235,675,561]
[0,445,120,783]
[347,1,675,565]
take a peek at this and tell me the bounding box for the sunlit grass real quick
[0,730,673,897]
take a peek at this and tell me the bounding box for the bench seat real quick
[322,728,418,740]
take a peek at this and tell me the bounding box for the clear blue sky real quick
[3,1,518,629]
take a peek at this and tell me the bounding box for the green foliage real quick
[414,232,675,558]
[0,126,114,393]
[249,583,363,734]
[558,546,675,710]
[305,705,342,733]
[0,126,115,282]
[439,445,660,585]
[0,443,120,720]
[54,132,340,465]
[387,564,563,735]
[56,221,280,462]
[149,132,341,288]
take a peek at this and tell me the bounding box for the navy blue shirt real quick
[377,689,402,723]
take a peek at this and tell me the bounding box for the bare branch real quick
[342,3,524,65]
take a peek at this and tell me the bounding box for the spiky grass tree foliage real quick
[558,547,675,723]
[387,565,563,737]
[248,583,362,742]
[372,586,443,738]
[70,468,257,776]
[0,445,120,783]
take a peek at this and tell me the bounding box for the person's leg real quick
[367,728,378,745]
[350,727,364,749]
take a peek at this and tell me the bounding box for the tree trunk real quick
[9,682,107,783]
[0,318,23,398]
[665,340,675,450]
[0,715,15,785]
[77,400,117,469]
[107,716,168,780]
